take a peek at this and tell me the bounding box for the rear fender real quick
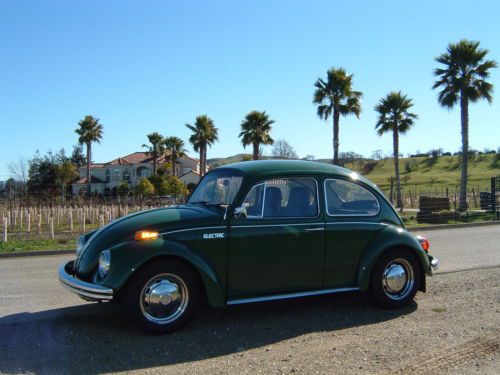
[356,225,431,291]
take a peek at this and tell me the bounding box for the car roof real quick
[215,160,378,189]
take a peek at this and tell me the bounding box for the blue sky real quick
[1,0,499,179]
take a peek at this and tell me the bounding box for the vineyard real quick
[1,185,497,253]
[0,200,173,252]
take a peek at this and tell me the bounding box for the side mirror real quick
[233,206,247,219]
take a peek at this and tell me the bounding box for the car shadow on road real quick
[0,292,417,374]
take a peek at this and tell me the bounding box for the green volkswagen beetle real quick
[59,160,439,333]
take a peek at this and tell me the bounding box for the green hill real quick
[356,154,499,193]
[208,153,500,193]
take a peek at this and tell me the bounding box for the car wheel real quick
[370,249,421,309]
[124,259,200,334]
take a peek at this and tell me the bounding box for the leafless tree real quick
[271,139,298,159]
[371,150,384,161]
[8,158,29,184]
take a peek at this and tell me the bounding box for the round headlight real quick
[98,250,111,278]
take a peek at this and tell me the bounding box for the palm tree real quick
[433,39,497,211]
[313,67,362,165]
[164,136,186,176]
[75,115,103,196]
[142,132,165,177]
[375,92,417,209]
[239,111,275,160]
[186,115,219,176]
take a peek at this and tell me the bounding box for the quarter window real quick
[241,179,318,218]
[325,179,379,216]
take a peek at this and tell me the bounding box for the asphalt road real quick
[0,224,498,374]
[414,224,500,273]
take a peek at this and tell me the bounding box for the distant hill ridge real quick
[207,153,500,190]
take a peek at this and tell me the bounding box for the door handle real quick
[305,227,325,232]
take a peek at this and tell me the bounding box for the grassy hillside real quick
[208,153,500,192]
[353,154,499,192]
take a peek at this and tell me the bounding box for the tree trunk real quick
[86,142,92,197]
[172,151,176,176]
[203,146,207,174]
[393,125,403,209]
[333,109,340,165]
[153,153,157,176]
[199,147,204,177]
[253,142,259,160]
[459,93,469,211]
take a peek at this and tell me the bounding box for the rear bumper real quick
[428,255,439,270]
[58,260,114,301]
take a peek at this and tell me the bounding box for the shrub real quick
[135,178,155,196]
[361,161,378,174]
[490,153,500,169]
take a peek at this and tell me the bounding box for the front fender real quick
[98,239,226,308]
[356,225,431,291]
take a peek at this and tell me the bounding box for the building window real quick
[112,168,121,181]
[137,166,150,178]
[105,169,110,182]
[123,169,131,181]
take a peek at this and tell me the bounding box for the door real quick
[228,178,325,299]
[323,178,385,287]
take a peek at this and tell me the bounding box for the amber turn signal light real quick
[416,235,430,252]
[135,231,159,241]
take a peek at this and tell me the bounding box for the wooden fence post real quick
[50,217,55,239]
[3,218,7,242]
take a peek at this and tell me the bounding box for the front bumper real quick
[58,260,114,301]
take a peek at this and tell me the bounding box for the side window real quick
[241,179,318,218]
[325,179,380,216]
[242,183,265,217]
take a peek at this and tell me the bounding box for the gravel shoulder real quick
[1,266,499,375]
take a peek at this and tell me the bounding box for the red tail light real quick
[416,235,430,252]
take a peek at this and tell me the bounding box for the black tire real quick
[123,259,200,334]
[369,249,421,309]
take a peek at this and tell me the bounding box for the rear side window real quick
[325,179,379,216]
[241,178,318,218]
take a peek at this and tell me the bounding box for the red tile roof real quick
[87,152,199,168]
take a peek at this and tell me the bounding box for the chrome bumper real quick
[429,256,439,270]
[58,261,113,301]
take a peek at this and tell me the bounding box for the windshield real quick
[188,170,243,207]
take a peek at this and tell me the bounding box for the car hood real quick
[75,204,223,277]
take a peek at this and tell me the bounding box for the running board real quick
[226,287,359,305]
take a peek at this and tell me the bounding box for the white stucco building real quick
[71,152,202,195]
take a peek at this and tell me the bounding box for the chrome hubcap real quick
[140,273,189,324]
[382,258,414,300]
